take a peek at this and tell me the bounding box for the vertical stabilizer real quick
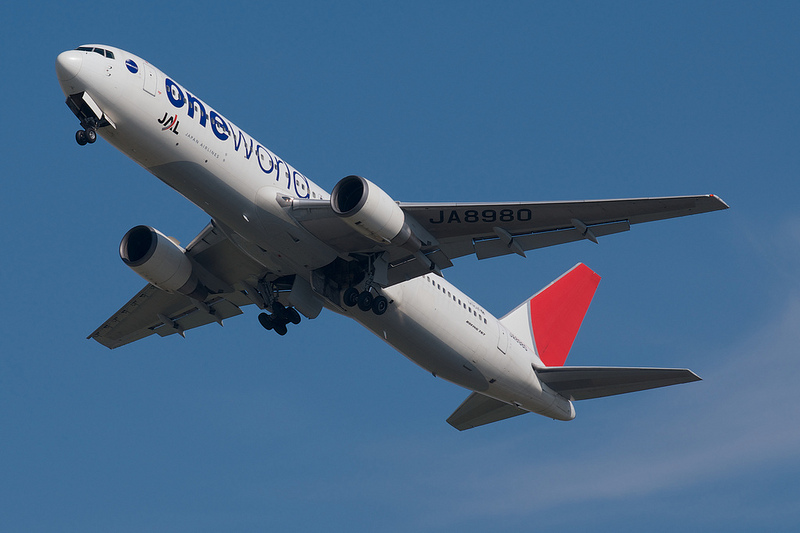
[500,263,600,367]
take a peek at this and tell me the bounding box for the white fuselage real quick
[56,45,574,421]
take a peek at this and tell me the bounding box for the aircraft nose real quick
[55,50,83,81]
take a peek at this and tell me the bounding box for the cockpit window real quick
[75,46,114,59]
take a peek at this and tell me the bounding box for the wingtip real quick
[708,194,730,209]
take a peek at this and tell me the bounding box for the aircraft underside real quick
[57,44,726,429]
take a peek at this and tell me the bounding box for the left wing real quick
[287,194,728,285]
[88,222,267,349]
[400,194,728,262]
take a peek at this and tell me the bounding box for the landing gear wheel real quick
[85,128,97,144]
[343,287,359,307]
[357,291,374,312]
[258,312,274,330]
[274,322,288,336]
[76,130,88,146]
[287,307,301,325]
[372,295,388,315]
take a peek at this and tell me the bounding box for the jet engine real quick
[331,175,421,250]
[120,225,208,301]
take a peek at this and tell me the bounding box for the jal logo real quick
[125,59,138,74]
[158,112,180,135]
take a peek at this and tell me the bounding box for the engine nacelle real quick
[120,225,208,301]
[331,175,418,248]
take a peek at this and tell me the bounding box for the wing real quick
[400,194,729,261]
[536,366,701,401]
[288,194,728,285]
[89,222,267,349]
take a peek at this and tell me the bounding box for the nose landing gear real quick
[65,92,110,147]
[75,127,97,146]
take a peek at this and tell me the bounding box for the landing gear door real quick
[143,63,157,96]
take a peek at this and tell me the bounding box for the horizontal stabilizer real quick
[537,366,701,401]
[447,392,528,431]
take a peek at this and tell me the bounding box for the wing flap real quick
[474,220,630,259]
[537,366,701,401]
[154,297,243,337]
[447,392,528,431]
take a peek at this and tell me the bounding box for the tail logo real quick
[529,263,600,367]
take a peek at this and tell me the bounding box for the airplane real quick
[56,45,728,430]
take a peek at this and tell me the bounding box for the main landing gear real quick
[258,301,301,336]
[340,253,389,316]
[249,278,303,336]
[343,287,389,315]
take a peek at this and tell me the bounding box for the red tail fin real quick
[529,263,601,367]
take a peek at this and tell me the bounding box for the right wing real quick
[88,221,268,349]
[87,284,250,349]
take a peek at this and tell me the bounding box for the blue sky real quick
[2,1,799,531]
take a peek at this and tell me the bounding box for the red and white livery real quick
[56,45,728,429]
